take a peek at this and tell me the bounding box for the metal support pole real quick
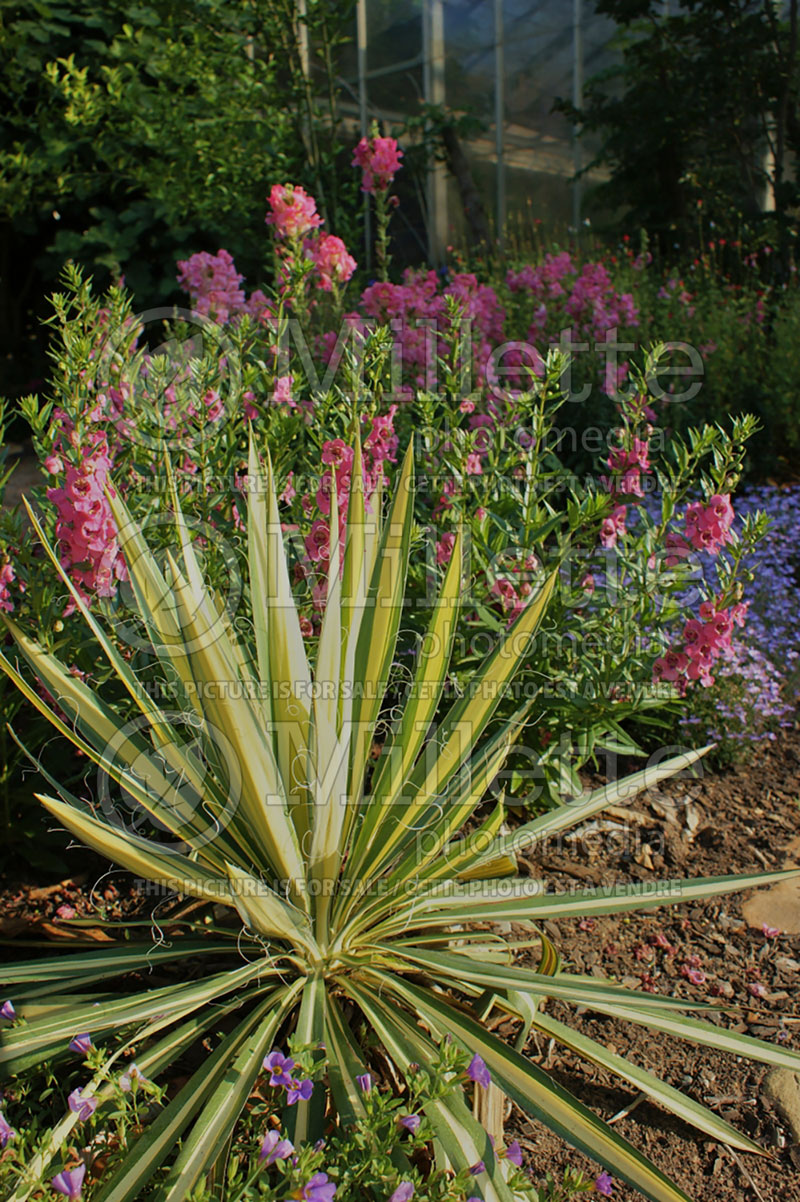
[494,0,505,248]
[297,0,310,78]
[356,0,371,269]
[572,0,583,231]
[423,0,447,265]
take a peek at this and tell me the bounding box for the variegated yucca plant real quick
[1,438,798,1202]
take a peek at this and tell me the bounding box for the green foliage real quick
[0,0,358,395]
[564,0,800,254]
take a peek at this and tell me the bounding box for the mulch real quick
[505,726,800,1201]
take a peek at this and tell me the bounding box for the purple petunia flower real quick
[119,1063,148,1092]
[388,1184,414,1202]
[1,1000,15,1021]
[259,1129,294,1165]
[0,1111,16,1148]
[69,1034,93,1056]
[285,1077,314,1106]
[51,1164,86,1199]
[356,1073,372,1093]
[595,1171,613,1196]
[466,1053,491,1089]
[263,1048,296,1088]
[68,1088,97,1122]
[399,1113,421,1132]
[504,1139,522,1166]
[292,1171,337,1202]
[469,1161,486,1175]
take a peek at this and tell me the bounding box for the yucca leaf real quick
[36,792,232,903]
[1,624,228,852]
[371,868,800,934]
[483,745,711,863]
[0,961,267,1075]
[246,441,313,828]
[7,718,239,877]
[367,947,711,1012]
[531,1009,765,1154]
[360,568,558,884]
[589,1001,800,1073]
[307,484,353,929]
[91,991,287,1202]
[344,977,518,1202]
[105,488,206,721]
[27,493,215,788]
[164,551,307,901]
[344,524,464,889]
[334,731,514,944]
[224,862,319,956]
[0,941,235,988]
[323,993,370,1128]
[377,974,693,1202]
[285,973,326,1146]
[154,982,303,1200]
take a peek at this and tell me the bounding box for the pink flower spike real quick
[310,234,357,290]
[266,184,323,240]
[352,135,403,194]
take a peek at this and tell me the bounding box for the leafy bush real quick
[1,205,767,822]
[0,0,358,399]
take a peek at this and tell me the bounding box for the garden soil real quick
[507,725,800,1201]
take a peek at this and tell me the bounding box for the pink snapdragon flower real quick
[266,184,323,239]
[684,494,735,555]
[176,249,246,323]
[352,135,403,193]
[310,234,357,291]
[436,531,456,566]
[0,562,17,613]
[273,375,297,410]
[599,505,627,548]
[46,451,127,601]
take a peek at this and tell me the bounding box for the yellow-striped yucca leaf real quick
[3,434,799,1202]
